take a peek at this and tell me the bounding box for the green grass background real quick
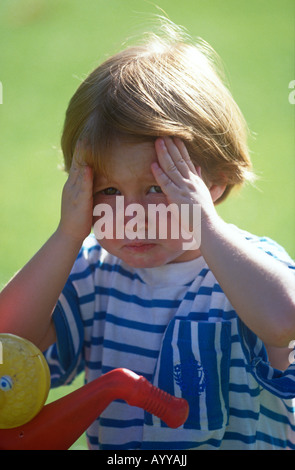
[0,0,294,450]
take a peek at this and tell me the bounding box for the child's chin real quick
[123,257,164,269]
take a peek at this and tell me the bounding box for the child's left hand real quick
[151,137,218,234]
[152,138,295,349]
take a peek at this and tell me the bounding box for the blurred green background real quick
[0,0,294,450]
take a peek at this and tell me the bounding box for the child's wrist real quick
[199,209,225,249]
[200,205,221,230]
[55,223,86,248]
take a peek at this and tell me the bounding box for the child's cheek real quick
[92,196,117,240]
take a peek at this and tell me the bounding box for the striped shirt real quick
[45,228,295,450]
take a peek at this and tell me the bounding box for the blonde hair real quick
[61,20,255,202]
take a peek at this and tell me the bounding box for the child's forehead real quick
[101,139,157,168]
[111,138,156,154]
[93,139,158,181]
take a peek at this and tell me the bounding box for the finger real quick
[150,161,178,196]
[68,140,88,185]
[155,138,187,187]
[157,137,197,182]
[163,137,192,179]
[81,165,93,195]
[72,139,85,167]
[77,163,93,191]
[67,165,93,204]
[196,166,202,179]
[165,137,198,178]
[173,138,198,175]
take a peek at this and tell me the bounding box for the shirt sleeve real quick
[44,235,101,387]
[243,230,295,272]
[44,277,85,388]
[238,232,295,398]
[238,319,295,399]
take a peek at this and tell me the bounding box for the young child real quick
[1,22,295,450]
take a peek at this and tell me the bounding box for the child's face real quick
[92,140,201,268]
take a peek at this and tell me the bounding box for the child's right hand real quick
[57,142,93,244]
[0,142,93,350]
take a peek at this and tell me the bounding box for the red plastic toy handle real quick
[126,372,188,429]
[0,368,189,450]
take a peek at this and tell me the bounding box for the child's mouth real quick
[123,242,156,253]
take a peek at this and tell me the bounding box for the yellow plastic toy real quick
[0,333,50,428]
[0,333,189,449]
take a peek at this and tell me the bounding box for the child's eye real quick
[149,185,163,194]
[101,187,120,195]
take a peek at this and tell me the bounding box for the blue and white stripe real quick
[45,229,295,449]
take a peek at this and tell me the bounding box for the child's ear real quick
[209,183,227,203]
[195,166,227,203]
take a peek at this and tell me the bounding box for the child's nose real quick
[123,195,149,229]
[123,194,149,211]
